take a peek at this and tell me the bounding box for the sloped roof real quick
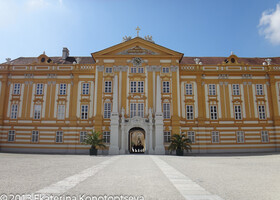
[1,56,94,65]
[181,57,280,65]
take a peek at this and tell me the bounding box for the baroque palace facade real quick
[0,36,280,154]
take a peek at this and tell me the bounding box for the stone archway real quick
[128,127,145,153]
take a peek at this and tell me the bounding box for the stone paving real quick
[0,153,279,200]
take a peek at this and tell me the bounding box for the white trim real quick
[77,81,81,118]
[54,84,59,118]
[94,68,98,116]
[103,59,115,63]
[30,84,35,118]
[19,84,24,117]
[66,84,71,118]
[229,84,234,118]
[276,82,280,116]
[194,82,198,118]
[177,69,181,117]
[7,83,13,117]
[205,84,209,118]
[252,84,258,118]
[240,84,246,118]
[181,82,185,118]
[264,84,270,118]
[42,84,47,118]
[79,75,95,79]
[89,81,94,118]
[217,84,222,118]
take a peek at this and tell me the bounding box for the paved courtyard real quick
[0,153,279,200]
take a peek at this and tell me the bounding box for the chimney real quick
[62,47,69,60]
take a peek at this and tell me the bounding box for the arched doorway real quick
[129,127,145,154]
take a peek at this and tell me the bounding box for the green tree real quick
[83,131,106,155]
[168,133,192,156]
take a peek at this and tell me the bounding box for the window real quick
[187,131,195,143]
[80,131,87,143]
[261,131,269,143]
[163,81,170,93]
[59,84,67,95]
[138,67,144,73]
[13,83,20,95]
[10,104,18,119]
[138,103,144,117]
[163,103,170,119]
[82,83,90,95]
[81,105,88,120]
[105,67,113,73]
[212,131,219,143]
[236,131,244,143]
[162,67,169,73]
[234,105,242,120]
[130,82,137,93]
[164,131,171,143]
[210,105,218,120]
[130,103,137,118]
[57,105,65,120]
[32,131,39,143]
[186,105,194,120]
[209,84,216,95]
[256,84,264,95]
[185,84,193,95]
[36,83,44,95]
[232,84,240,95]
[103,131,110,143]
[258,105,266,120]
[131,67,137,73]
[104,103,111,119]
[104,81,112,93]
[8,130,15,142]
[34,105,41,120]
[138,81,144,93]
[56,131,63,143]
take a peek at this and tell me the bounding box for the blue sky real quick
[0,0,280,63]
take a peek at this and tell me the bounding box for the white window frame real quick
[212,131,219,143]
[256,84,264,95]
[138,67,144,73]
[10,104,18,119]
[82,83,90,95]
[186,105,194,120]
[162,67,169,73]
[209,84,216,95]
[130,103,137,118]
[185,83,193,95]
[236,131,244,143]
[59,83,67,95]
[138,103,144,117]
[8,130,15,142]
[103,131,110,143]
[34,105,41,120]
[163,81,170,93]
[164,131,171,143]
[104,103,111,119]
[57,105,65,120]
[130,81,137,93]
[187,131,195,143]
[234,105,242,120]
[105,67,113,73]
[138,81,144,93]
[258,105,266,120]
[81,105,89,120]
[80,131,87,143]
[56,131,63,143]
[232,84,240,95]
[13,83,21,95]
[36,83,44,95]
[261,131,269,143]
[210,105,218,120]
[104,81,112,93]
[163,103,171,119]
[32,130,39,143]
[131,67,137,73]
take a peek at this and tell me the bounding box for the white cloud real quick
[259,3,280,45]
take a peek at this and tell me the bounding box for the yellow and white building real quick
[0,36,280,154]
